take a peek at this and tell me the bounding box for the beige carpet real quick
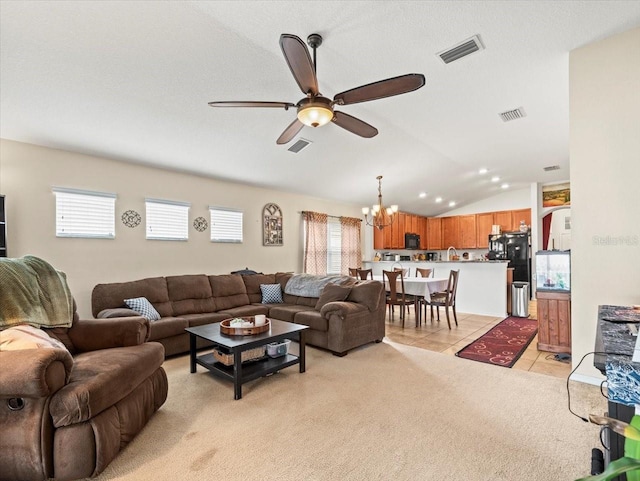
[92,341,604,481]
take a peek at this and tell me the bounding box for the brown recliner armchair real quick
[0,260,168,481]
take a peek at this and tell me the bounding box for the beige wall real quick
[569,27,640,380]
[0,139,362,318]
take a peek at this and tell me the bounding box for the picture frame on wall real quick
[542,183,570,207]
[263,203,283,246]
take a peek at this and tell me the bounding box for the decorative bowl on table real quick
[220,317,270,336]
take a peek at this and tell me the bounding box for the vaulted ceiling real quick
[1,1,639,215]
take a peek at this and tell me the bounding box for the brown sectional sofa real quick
[92,272,386,357]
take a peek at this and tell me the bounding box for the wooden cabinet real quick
[536,291,571,353]
[0,195,6,257]
[476,212,494,248]
[392,212,406,248]
[427,217,442,250]
[418,216,428,249]
[373,225,384,250]
[458,215,477,248]
[493,210,513,233]
[511,209,531,231]
[441,216,459,249]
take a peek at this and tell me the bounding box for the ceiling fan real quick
[208,33,426,145]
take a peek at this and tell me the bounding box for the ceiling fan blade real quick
[332,111,378,138]
[334,73,425,105]
[276,118,304,145]
[280,34,319,96]
[208,101,295,109]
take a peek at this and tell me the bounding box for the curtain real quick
[542,212,552,250]
[302,211,328,275]
[340,216,362,275]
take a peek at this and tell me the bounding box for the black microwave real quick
[404,233,420,249]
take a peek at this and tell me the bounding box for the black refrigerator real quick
[488,232,530,283]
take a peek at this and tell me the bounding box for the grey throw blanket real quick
[285,274,352,298]
[0,256,74,330]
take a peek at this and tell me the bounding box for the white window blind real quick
[146,198,190,241]
[327,218,342,275]
[53,187,116,238]
[210,207,243,243]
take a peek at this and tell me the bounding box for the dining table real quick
[372,275,449,324]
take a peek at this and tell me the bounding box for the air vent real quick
[543,165,561,172]
[437,35,484,64]
[499,107,526,122]
[287,138,312,153]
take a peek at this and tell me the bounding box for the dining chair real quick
[393,267,410,277]
[356,268,373,280]
[415,268,433,278]
[383,270,415,328]
[348,267,360,277]
[427,269,460,329]
[414,268,433,325]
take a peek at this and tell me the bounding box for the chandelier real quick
[362,176,398,230]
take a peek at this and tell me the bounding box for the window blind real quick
[145,198,190,241]
[53,187,116,238]
[327,218,342,274]
[210,207,243,243]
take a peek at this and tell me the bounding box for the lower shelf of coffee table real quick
[196,352,300,383]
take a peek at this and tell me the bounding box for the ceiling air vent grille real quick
[499,107,526,122]
[437,35,484,64]
[287,138,312,153]
[543,165,561,172]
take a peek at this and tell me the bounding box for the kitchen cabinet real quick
[458,215,477,248]
[476,212,494,248]
[427,217,442,250]
[441,216,459,249]
[391,212,406,249]
[511,209,531,231]
[536,291,571,353]
[373,224,384,250]
[419,216,428,249]
[493,210,513,233]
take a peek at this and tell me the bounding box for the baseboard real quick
[569,372,605,386]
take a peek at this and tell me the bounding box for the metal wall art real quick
[193,216,208,232]
[121,210,141,228]
[263,203,283,246]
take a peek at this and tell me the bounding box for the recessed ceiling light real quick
[491,176,500,182]
[449,201,456,207]
[419,192,427,198]
[435,197,443,203]
[479,168,488,174]
[501,183,509,189]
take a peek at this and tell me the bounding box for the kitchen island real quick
[362,260,509,317]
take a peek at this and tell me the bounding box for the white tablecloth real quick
[373,275,448,298]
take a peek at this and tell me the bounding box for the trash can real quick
[511,282,529,318]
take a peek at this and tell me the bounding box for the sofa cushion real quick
[315,284,352,310]
[208,275,250,310]
[268,305,314,323]
[147,317,188,342]
[166,275,216,315]
[347,281,383,311]
[296,296,318,307]
[124,297,161,321]
[179,312,229,327]
[242,274,276,303]
[260,284,283,304]
[217,305,269,318]
[49,342,165,428]
[92,277,172,318]
[293,310,328,331]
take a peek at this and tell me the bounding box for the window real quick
[210,207,243,243]
[145,198,190,240]
[53,187,116,238]
[326,218,342,274]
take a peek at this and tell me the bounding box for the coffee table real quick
[185,318,309,400]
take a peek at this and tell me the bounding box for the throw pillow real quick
[0,325,68,351]
[315,284,352,310]
[124,297,161,321]
[260,284,283,304]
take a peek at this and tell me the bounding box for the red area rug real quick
[455,317,538,368]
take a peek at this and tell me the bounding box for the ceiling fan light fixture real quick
[297,97,334,127]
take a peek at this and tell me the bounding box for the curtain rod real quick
[299,211,362,221]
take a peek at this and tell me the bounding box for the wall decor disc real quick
[193,216,208,232]
[121,210,141,228]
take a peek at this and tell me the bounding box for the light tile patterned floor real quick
[384,299,572,379]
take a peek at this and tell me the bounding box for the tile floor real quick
[384,299,572,379]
